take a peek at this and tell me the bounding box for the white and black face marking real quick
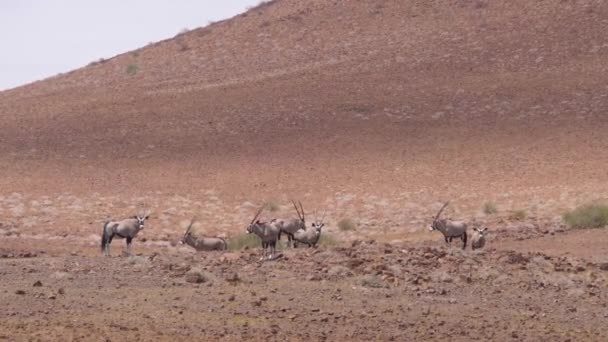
[136,216,147,229]
[312,222,324,232]
[474,227,487,236]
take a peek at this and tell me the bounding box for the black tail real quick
[101,221,109,252]
[277,230,282,241]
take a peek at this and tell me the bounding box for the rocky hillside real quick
[0,0,607,228]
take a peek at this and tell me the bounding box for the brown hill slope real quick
[0,0,607,233]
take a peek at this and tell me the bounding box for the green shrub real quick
[126,64,138,75]
[483,202,498,215]
[338,218,356,231]
[265,201,280,212]
[509,209,527,221]
[563,204,608,229]
[318,233,338,246]
[227,233,260,251]
[359,275,384,288]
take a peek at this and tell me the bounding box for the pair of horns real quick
[292,200,305,221]
[250,204,266,224]
[314,209,327,224]
[184,217,197,236]
[433,201,450,222]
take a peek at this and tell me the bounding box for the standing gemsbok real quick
[293,209,326,248]
[101,208,150,256]
[274,200,306,248]
[180,217,228,251]
[246,204,281,260]
[429,201,468,250]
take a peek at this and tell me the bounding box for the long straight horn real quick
[298,201,305,221]
[292,200,302,220]
[320,209,327,224]
[251,205,265,224]
[185,217,197,235]
[433,201,450,222]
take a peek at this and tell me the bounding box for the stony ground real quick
[2,220,608,341]
[1,1,608,340]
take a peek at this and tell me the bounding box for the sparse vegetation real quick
[318,234,338,246]
[359,275,384,288]
[338,218,356,231]
[88,58,106,67]
[563,203,608,229]
[483,202,498,215]
[265,200,280,212]
[126,64,139,75]
[227,233,260,251]
[509,209,527,221]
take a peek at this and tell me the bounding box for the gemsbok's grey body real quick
[101,211,150,256]
[180,218,227,251]
[274,200,306,247]
[246,205,281,260]
[429,202,468,250]
[293,210,326,248]
[471,227,488,250]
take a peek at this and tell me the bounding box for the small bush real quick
[126,64,138,75]
[318,234,339,246]
[483,202,498,215]
[265,201,280,212]
[359,275,384,288]
[509,209,527,221]
[563,204,608,229]
[338,218,356,231]
[227,233,260,251]
[185,268,212,284]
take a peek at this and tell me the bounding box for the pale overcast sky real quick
[0,0,261,90]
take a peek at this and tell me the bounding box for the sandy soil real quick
[1,222,608,341]
[1,0,608,340]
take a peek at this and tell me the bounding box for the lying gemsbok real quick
[101,208,150,256]
[180,217,228,251]
[429,201,468,249]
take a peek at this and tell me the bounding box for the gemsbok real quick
[180,217,228,251]
[101,208,151,256]
[293,209,326,248]
[429,201,468,250]
[275,200,306,247]
[246,204,281,260]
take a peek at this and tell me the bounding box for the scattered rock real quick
[15,290,25,295]
[33,281,43,287]
[306,274,322,281]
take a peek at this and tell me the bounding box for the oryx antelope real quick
[180,218,228,251]
[429,201,468,250]
[293,209,326,248]
[101,208,150,256]
[246,205,281,260]
[471,227,488,250]
[274,200,306,248]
